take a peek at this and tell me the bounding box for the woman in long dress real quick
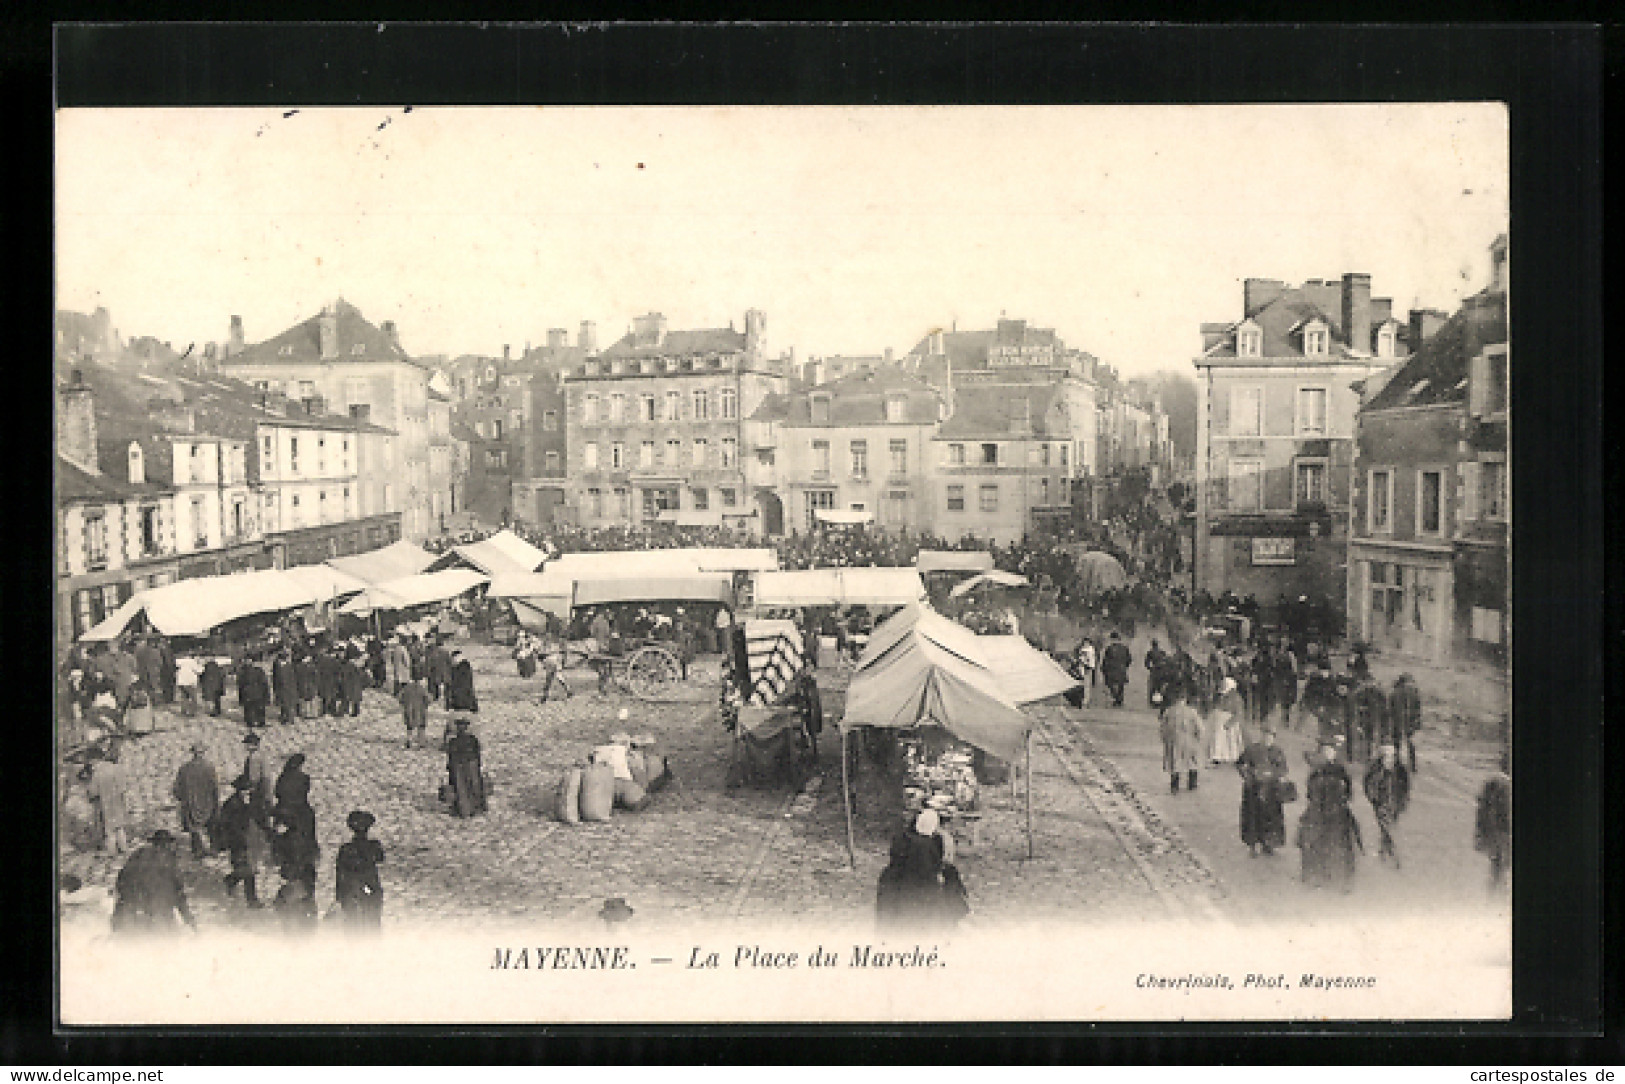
[1298,743,1360,890]
[1208,676,1246,764]
[1238,727,1289,856]
[445,718,487,818]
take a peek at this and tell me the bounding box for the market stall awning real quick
[340,569,490,615]
[753,567,925,608]
[486,569,573,601]
[684,547,780,573]
[541,547,777,578]
[914,550,995,574]
[572,574,734,608]
[431,529,547,576]
[839,605,1030,761]
[948,569,1032,598]
[975,635,1081,705]
[280,563,369,602]
[814,507,873,526]
[79,569,321,641]
[325,540,437,585]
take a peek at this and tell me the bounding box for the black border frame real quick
[9,19,1613,1064]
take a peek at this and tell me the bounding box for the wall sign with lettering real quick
[1251,537,1296,565]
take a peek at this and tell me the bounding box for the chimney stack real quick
[1243,278,1287,316]
[1342,273,1373,355]
[57,371,99,474]
[547,328,569,350]
[744,309,766,358]
[578,321,597,354]
[633,313,668,349]
[504,344,511,362]
[319,304,339,360]
[930,330,945,356]
[382,320,400,353]
[229,315,244,355]
[884,347,895,366]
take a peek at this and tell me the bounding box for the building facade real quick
[1348,238,1508,662]
[563,311,790,534]
[1193,274,1406,607]
[766,369,943,534]
[218,299,449,539]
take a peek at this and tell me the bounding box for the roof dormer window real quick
[1376,323,1397,358]
[127,442,145,485]
[810,394,831,425]
[1236,321,1262,358]
[1302,320,1329,357]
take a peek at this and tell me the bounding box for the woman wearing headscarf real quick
[446,651,479,713]
[1297,743,1361,891]
[875,810,968,932]
[444,718,487,818]
[335,810,385,931]
[1208,676,1246,765]
[273,753,311,818]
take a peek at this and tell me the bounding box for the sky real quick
[55,104,1508,376]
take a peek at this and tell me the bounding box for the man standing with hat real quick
[111,830,197,933]
[171,742,220,859]
[241,731,273,816]
[217,775,269,908]
[335,810,385,931]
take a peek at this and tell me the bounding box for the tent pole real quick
[841,727,856,868]
[1026,729,1034,860]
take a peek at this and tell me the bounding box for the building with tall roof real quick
[1348,237,1508,661]
[1192,273,1415,607]
[563,310,790,533]
[754,369,944,534]
[217,299,451,539]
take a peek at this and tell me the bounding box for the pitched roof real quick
[748,391,792,423]
[58,455,170,502]
[220,299,428,370]
[779,370,941,427]
[935,382,1066,439]
[600,326,747,359]
[905,329,996,369]
[1364,290,1507,411]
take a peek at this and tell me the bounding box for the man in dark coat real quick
[1143,638,1170,707]
[1475,751,1511,890]
[273,753,311,817]
[271,649,298,725]
[134,638,164,710]
[1238,727,1289,857]
[1101,631,1133,707]
[1345,676,1388,765]
[446,651,479,712]
[340,652,367,717]
[1251,643,1276,724]
[241,732,273,816]
[426,640,454,703]
[111,830,196,933]
[399,674,431,749]
[294,652,319,719]
[1362,744,1411,866]
[1272,644,1299,730]
[200,657,227,716]
[1298,744,1360,891]
[444,718,487,817]
[217,775,268,908]
[1389,673,1423,773]
[156,637,176,705]
[171,742,220,859]
[237,657,270,729]
[335,810,385,931]
[316,649,344,716]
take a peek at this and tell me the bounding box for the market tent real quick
[841,605,1031,761]
[541,547,774,578]
[753,567,925,608]
[741,619,806,705]
[80,569,320,641]
[572,574,734,609]
[280,563,369,602]
[340,569,490,615]
[975,635,1081,705]
[948,569,1032,598]
[684,547,779,573]
[431,529,547,576]
[914,550,995,574]
[325,540,436,585]
[1072,549,1129,597]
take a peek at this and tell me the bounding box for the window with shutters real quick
[849,440,868,480]
[1296,387,1328,436]
[666,391,683,422]
[1296,459,1328,505]
[1230,387,1262,436]
[948,443,965,466]
[84,511,109,570]
[889,439,908,478]
[1480,459,1506,520]
[1368,469,1393,533]
[946,485,965,512]
[979,485,999,513]
[692,389,711,421]
[812,440,831,477]
[721,437,737,468]
[1417,470,1444,536]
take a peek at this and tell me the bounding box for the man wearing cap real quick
[171,743,220,859]
[1101,631,1133,707]
[335,810,385,931]
[217,775,269,908]
[444,718,487,818]
[111,830,196,933]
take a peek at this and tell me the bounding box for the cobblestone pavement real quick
[62,641,1176,932]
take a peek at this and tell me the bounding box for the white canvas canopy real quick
[914,550,995,574]
[948,569,1032,598]
[975,635,1082,704]
[572,574,734,608]
[753,567,925,608]
[432,529,547,576]
[280,563,370,602]
[325,540,436,585]
[683,547,779,573]
[340,569,490,615]
[813,507,872,526]
[836,604,1045,864]
[79,569,321,641]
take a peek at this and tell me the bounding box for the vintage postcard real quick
[54,101,1511,1024]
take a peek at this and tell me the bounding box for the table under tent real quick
[836,603,1081,865]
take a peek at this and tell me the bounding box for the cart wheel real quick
[626,645,680,701]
